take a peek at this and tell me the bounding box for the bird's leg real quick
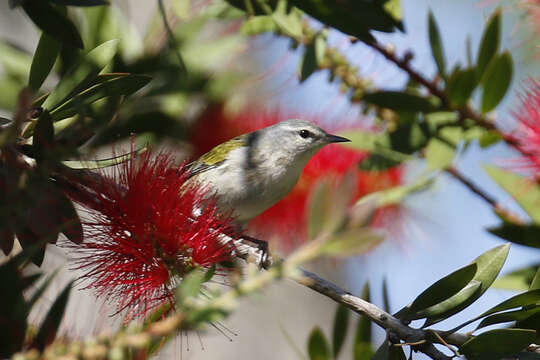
[236,236,272,269]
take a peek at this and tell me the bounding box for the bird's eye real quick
[299,129,312,139]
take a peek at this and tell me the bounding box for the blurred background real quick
[1,0,539,359]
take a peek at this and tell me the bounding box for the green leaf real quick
[371,342,389,360]
[477,306,540,330]
[516,312,540,335]
[55,191,83,244]
[354,284,373,360]
[175,269,205,305]
[42,39,119,111]
[476,9,501,79]
[240,15,277,35]
[459,328,536,360]
[395,263,477,321]
[308,327,330,360]
[478,130,503,148]
[382,278,391,313]
[0,41,32,78]
[476,289,540,320]
[494,265,540,291]
[22,1,84,49]
[50,0,109,5]
[29,32,61,91]
[339,130,411,164]
[371,341,406,360]
[422,244,510,326]
[428,10,445,77]
[50,74,151,120]
[332,305,349,358]
[300,42,317,82]
[383,0,402,23]
[307,181,331,239]
[272,10,303,38]
[484,166,540,223]
[287,0,401,40]
[389,121,430,154]
[314,32,327,66]
[33,110,55,164]
[321,228,384,257]
[62,146,146,169]
[356,177,433,208]
[28,269,60,310]
[515,352,540,360]
[489,224,540,249]
[446,68,477,107]
[425,138,455,170]
[200,265,215,284]
[358,154,401,171]
[480,52,513,113]
[363,91,436,112]
[32,280,73,351]
[531,267,540,290]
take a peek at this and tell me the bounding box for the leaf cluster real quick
[0,247,72,358]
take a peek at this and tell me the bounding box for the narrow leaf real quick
[354,283,373,360]
[459,328,536,360]
[300,42,317,82]
[476,9,501,78]
[175,269,205,305]
[29,32,61,91]
[422,244,510,326]
[382,278,391,313]
[307,181,331,239]
[33,111,54,163]
[477,306,540,330]
[42,39,119,111]
[55,191,83,244]
[531,267,540,290]
[428,10,445,77]
[22,1,83,49]
[28,269,61,310]
[32,281,73,351]
[308,327,330,360]
[332,305,349,358]
[494,265,540,291]
[425,138,455,170]
[50,74,151,120]
[484,166,540,223]
[49,0,109,5]
[489,224,540,249]
[363,91,436,112]
[480,52,513,113]
[322,229,384,257]
[475,289,540,320]
[396,263,477,320]
[447,68,477,107]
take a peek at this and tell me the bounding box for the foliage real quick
[0,0,539,360]
[0,247,72,357]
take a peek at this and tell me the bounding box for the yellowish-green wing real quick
[187,135,246,177]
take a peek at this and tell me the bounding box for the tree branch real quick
[234,241,467,360]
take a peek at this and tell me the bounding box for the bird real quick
[187,119,350,226]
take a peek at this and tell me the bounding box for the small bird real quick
[187,119,350,225]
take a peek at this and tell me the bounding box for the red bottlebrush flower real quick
[508,79,540,178]
[65,150,236,319]
[191,104,405,250]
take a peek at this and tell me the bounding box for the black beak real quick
[325,133,351,143]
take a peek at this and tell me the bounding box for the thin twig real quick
[293,268,466,360]
[157,0,187,73]
[445,166,525,223]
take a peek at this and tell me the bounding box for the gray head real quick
[254,119,350,164]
